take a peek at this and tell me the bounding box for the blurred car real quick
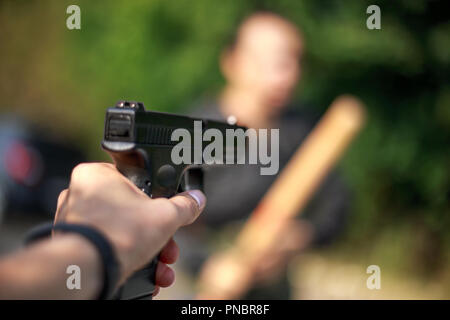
[0,115,86,221]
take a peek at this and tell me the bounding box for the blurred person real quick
[0,163,206,299]
[179,12,351,299]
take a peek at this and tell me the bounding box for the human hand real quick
[197,219,312,299]
[251,220,313,283]
[54,163,206,293]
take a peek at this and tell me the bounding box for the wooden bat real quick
[196,95,366,299]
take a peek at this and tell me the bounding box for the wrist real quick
[0,233,103,299]
[51,223,122,299]
[55,233,104,298]
[24,222,122,299]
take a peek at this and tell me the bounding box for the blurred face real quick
[223,17,302,113]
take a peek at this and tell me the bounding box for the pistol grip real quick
[114,258,158,300]
[106,151,157,300]
[107,150,198,300]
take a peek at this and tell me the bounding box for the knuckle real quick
[152,199,179,225]
[71,163,90,181]
[70,163,109,189]
[156,198,177,214]
[152,195,199,227]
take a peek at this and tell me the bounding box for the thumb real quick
[168,190,206,226]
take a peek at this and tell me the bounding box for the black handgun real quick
[101,100,245,299]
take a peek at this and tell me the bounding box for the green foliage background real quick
[0,0,449,278]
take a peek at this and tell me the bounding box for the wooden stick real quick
[197,95,366,299]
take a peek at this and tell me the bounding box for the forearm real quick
[0,234,102,299]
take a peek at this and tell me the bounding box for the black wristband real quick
[25,222,121,300]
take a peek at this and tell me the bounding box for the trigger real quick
[182,168,203,191]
